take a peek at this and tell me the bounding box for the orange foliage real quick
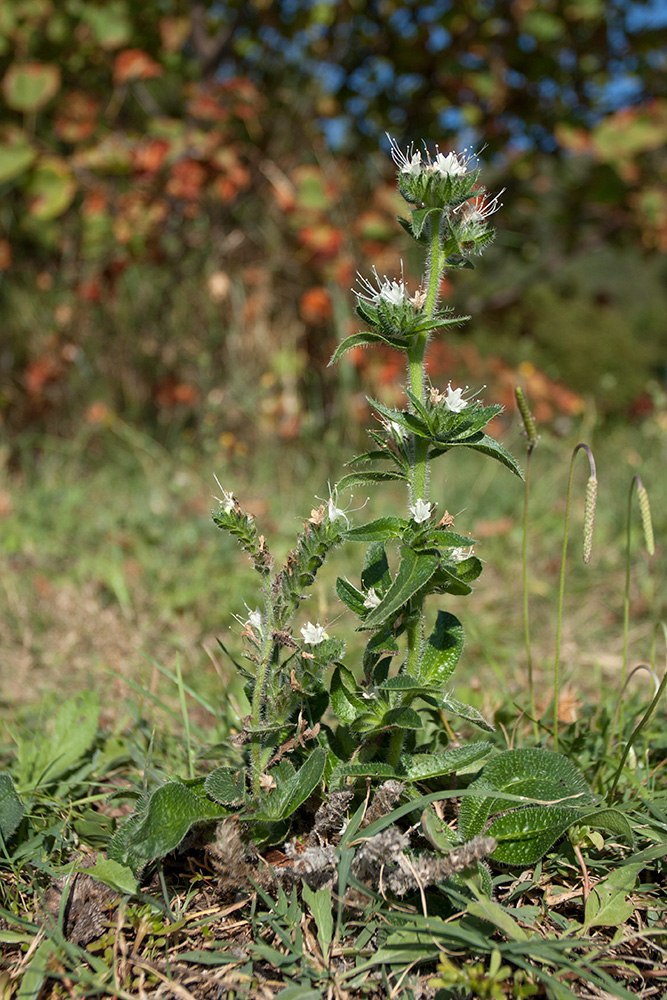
[113,49,162,85]
[300,287,333,324]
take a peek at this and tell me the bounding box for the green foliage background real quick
[0,0,666,444]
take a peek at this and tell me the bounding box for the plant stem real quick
[250,589,275,796]
[394,217,445,768]
[521,447,538,740]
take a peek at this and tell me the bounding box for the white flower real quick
[301,622,329,645]
[245,608,263,631]
[356,267,407,307]
[387,134,423,174]
[409,498,434,523]
[363,587,382,609]
[213,473,235,513]
[450,546,474,563]
[315,483,368,528]
[444,383,470,413]
[458,189,505,224]
[380,417,407,442]
[432,151,467,178]
[232,603,264,638]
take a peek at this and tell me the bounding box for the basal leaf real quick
[108,781,228,874]
[583,862,643,931]
[361,546,439,629]
[402,743,493,781]
[0,774,25,842]
[418,611,464,686]
[487,804,582,866]
[268,748,327,820]
[205,767,247,806]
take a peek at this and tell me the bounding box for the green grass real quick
[0,411,665,998]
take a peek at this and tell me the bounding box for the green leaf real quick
[77,858,138,896]
[361,546,439,629]
[440,695,495,732]
[579,807,634,846]
[436,434,524,479]
[205,767,247,806]
[402,743,493,781]
[301,884,333,958]
[345,517,407,542]
[361,542,392,593]
[583,863,643,930]
[329,331,407,365]
[0,774,25,842]
[418,611,464,686]
[381,706,423,729]
[261,749,327,820]
[466,898,530,941]
[332,761,399,780]
[487,804,583,866]
[335,576,368,615]
[2,62,60,112]
[18,692,100,789]
[410,205,443,239]
[336,470,407,490]
[108,781,228,873]
[80,1,132,49]
[330,666,367,724]
[369,398,431,438]
[377,674,429,692]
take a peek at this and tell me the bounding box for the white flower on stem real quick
[432,151,468,178]
[387,134,423,175]
[363,587,382,609]
[458,189,505,224]
[315,483,368,528]
[356,266,407,307]
[232,603,264,638]
[450,546,474,563]
[301,622,329,645]
[409,498,434,523]
[213,473,235,513]
[380,416,407,442]
[444,383,471,413]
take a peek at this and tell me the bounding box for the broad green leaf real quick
[262,748,327,820]
[77,858,138,895]
[335,576,368,615]
[583,863,643,930]
[434,433,524,479]
[487,804,582,865]
[108,781,228,873]
[579,807,634,846]
[420,804,456,852]
[333,762,399,780]
[0,774,24,841]
[330,665,367,723]
[361,546,439,629]
[205,767,247,806]
[403,743,493,781]
[345,517,407,542]
[459,748,594,840]
[302,884,333,957]
[381,706,422,729]
[361,542,392,592]
[377,674,430,692]
[2,62,60,112]
[440,695,494,732]
[418,611,464,686]
[410,205,443,239]
[0,138,35,183]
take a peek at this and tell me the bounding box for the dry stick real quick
[515,387,539,738]
[552,443,597,753]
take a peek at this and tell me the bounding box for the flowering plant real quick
[109,138,609,880]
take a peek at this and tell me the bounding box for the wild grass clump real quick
[0,136,665,999]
